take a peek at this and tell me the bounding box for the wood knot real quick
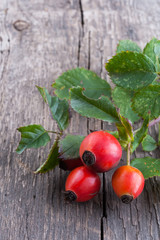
[13,20,29,31]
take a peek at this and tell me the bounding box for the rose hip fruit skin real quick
[65,166,101,202]
[79,131,122,173]
[112,165,145,204]
[59,158,83,171]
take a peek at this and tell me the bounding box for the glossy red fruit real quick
[112,165,145,204]
[79,130,122,173]
[59,158,83,171]
[65,166,101,202]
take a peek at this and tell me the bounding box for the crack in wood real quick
[101,174,107,240]
[101,217,104,240]
[79,0,84,35]
[77,0,84,67]
[77,32,81,67]
[88,31,91,70]
[135,199,141,239]
[102,173,107,218]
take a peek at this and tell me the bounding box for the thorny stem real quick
[158,122,160,145]
[133,116,160,136]
[46,130,61,135]
[127,142,131,166]
[149,116,160,127]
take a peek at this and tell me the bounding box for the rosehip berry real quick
[112,165,145,204]
[59,158,83,171]
[65,166,101,202]
[79,130,122,173]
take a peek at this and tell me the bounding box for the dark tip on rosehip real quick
[82,150,96,166]
[120,194,133,204]
[65,191,77,202]
[65,166,101,202]
[112,166,145,204]
[80,131,122,172]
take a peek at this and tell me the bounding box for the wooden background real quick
[0,0,160,239]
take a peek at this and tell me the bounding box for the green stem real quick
[158,122,160,145]
[127,142,131,166]
[46,130,61,135]
[149,116,160,127]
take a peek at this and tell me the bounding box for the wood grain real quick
[0,0,160,239]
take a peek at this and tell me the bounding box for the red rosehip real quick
[65,166,101,202]
[59,158,83,171]
[79,131,122,173]
[112,165,145,204]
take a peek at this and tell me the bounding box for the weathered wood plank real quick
[1,0,160,239]
[0,1,102,240]
[80,0,160,239]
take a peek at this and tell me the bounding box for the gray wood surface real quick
[0,0,160,239]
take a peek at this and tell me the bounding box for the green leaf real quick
[119,116,134,141]
[116,116,133,149]
[34,139,59,173]
[143,38,160,72]
[37,87,69,131]
[45,89,69,131]
[116,40,142,53]
[112,87,139,123]
[132,85,160,120]
[131,157,160,179]
[52,68,111,100]
[36,85,47,103]
[143,38,160,64]
[105,51,157,90]
[105,130,119,139]
[70,87,120,123]
[154,43,160,72]
[116,124,129,149]
[154,43,160,60]
[16,124,50,154]
[131,116,149,153]
[59,134,85,159]
[142,135,157,151]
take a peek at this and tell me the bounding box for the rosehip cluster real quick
[63,131,145,203]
